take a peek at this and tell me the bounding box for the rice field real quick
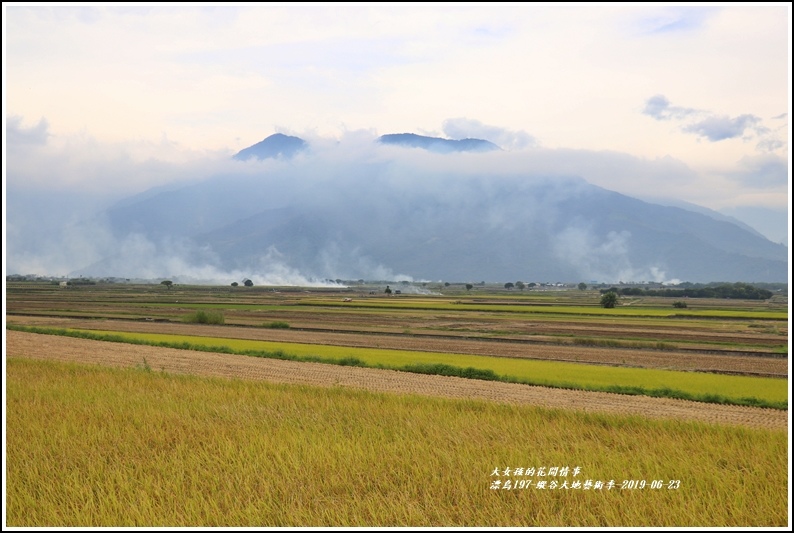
[5,281,789,527]
[6,358,788,527]
[55,327,789,407]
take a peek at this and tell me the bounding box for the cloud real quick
[724,154,788,189]
[637,6,718,34]
[756,138,785,152]
[441,118,537,150]
[7,115,51,145]
[643,95,783,148]
[682,114,763,142]
[5,122,235,193]
[642,95,698,121]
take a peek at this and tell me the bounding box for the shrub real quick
[600,292,618,308]
[672,301,688,308]
[183,310,225,324]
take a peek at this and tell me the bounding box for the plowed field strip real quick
[6,331,786,430]
[8,317,787,377]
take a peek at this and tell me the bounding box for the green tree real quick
[504,282,514,290]
[515,281,525,291]
[160,280,173,290]
[578,282,587,291]
[385,285,392,295]
[231,282,238,287]
[244,279,254,287]
[528,282,536,288]
[600,291,618,308]
[465,283,473,291]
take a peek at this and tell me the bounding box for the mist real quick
[5,128,788,284]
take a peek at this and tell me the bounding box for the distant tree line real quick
[599,282,772,300]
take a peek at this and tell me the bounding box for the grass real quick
[6,358,787,527]
[262,321,291,329]
[8,325,787,409]
[568,337,676,350]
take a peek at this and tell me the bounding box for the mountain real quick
[639,197,767,239]
[87,135,787,283]
[186,180,786,283]
[233,133,307,161]
[378,133,500,153]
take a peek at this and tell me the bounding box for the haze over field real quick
[4,4,790,284]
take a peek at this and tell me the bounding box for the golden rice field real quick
[6,358,788,527]
[5,282,789,526]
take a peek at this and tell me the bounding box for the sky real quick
[2,2,792,277]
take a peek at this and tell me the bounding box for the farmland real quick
[4,281,790,526]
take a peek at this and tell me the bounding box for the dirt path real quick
[6,330,786,431]
[8,316,787,377]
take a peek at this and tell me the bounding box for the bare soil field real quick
[8,316,787,377]
[7,286,787,354]
[6,330,787,430]
[13,301,788,346]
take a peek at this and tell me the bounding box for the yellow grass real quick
[6,358,788,527]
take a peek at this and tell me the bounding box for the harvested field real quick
[7,316,787,377]
[7,330,786,430]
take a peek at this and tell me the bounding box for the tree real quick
[578,282,588,291]
[504,282,514,290]
[600,291,618,308]
[515,281,525,291]
[231,282,238,287]
[528,282,536,288]
[465,283,473,291]
[384,285,392,295]
[244,279,254,287]
[161,280,173,290]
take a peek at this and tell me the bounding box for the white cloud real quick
[683,114,763,142]
[442,118,537,150]
[641,95,698,121]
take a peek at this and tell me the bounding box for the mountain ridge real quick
[233,133,308,161]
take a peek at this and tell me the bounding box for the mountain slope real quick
[86,135,787,283]
[187,178,786,282]
[233,133,307,161]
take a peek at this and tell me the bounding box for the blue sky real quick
[3,3,791,248]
